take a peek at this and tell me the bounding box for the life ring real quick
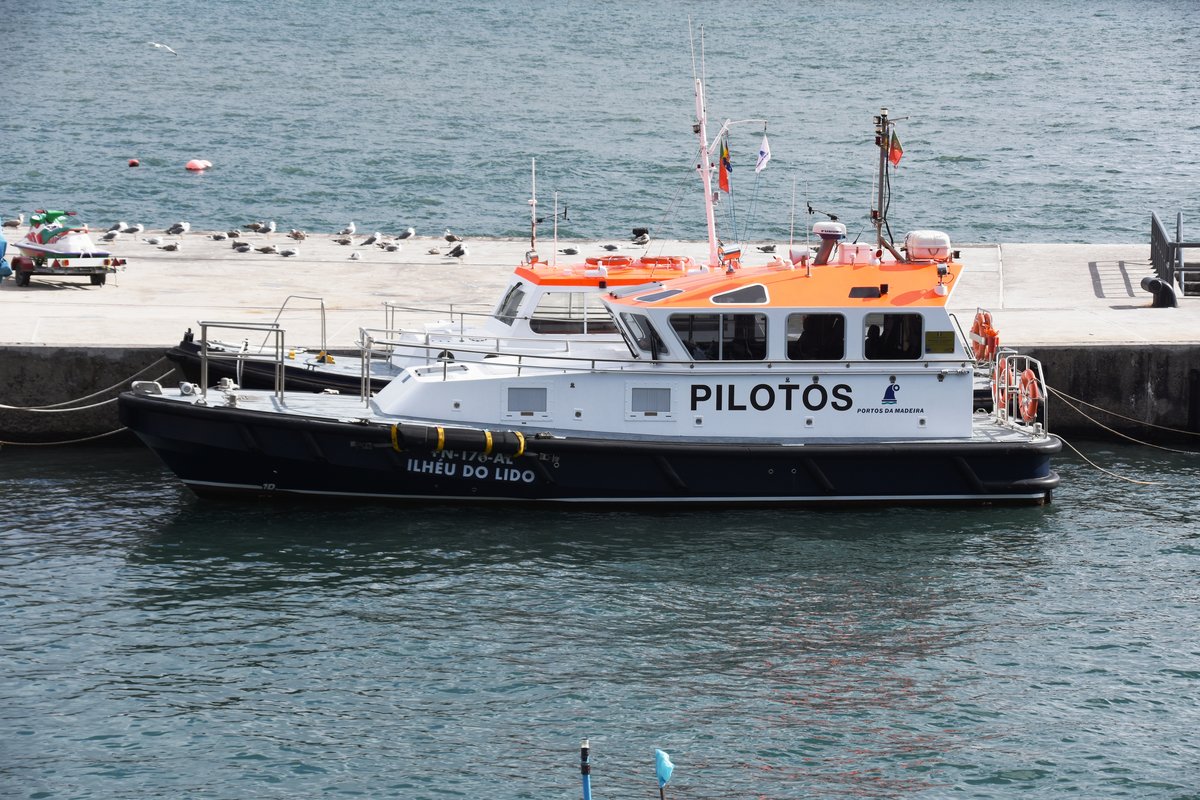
[637,255,689,269]
[992,359,1009,412]
[1017,368,1042,423]
[584,255,633,268]
[970,310,999,362]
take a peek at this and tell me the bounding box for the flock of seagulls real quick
[3,212,727,265]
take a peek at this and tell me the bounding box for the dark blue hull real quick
[119,392,1060,506]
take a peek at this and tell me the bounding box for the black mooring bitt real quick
[1141,275,1178,308]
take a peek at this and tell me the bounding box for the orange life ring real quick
[992,359,1009,412]
[970,310,999,362]
[1017,368,1042,423]
[584,255,633,268]
[637,255,689,269]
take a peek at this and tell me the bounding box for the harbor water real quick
[2,1,1199,244]
[4,0,1200,796]
[2,444,1199,798]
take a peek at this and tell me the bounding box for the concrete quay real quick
[1,229,1198,444]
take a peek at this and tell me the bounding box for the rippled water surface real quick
[3,445,1200,798]
[2,1,1198,244]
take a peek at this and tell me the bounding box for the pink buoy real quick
[185,159,212,171]
[128,158,140,167]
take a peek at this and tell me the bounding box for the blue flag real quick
[655,749,674,788]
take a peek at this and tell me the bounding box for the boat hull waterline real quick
[119,393,1060,506]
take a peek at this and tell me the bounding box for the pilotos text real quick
[690,383,854,412]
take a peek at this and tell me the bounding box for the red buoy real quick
[185,159,212,171]
[128,158,140,167]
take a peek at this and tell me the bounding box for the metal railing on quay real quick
[1151,211,1200,293]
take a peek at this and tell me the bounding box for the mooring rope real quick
[0,426,131,448]
[1049,384,1200,438]
[1048,386,1200,454]
[0,362,175,413]
[1055,433,1159,486]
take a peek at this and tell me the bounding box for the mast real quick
[873,108,906,262]
[528,157,538,259]
[695,77,720,268]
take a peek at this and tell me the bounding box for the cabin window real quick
[507,387,548,416]
[619,313,670,358]
[863,313,923,359]
[494,283,526,326]
[669,313,767,361]
[629,387,672,418]
[786,313,845,360]
[529,292,617,335]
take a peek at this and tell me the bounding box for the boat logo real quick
[881,383,900,405]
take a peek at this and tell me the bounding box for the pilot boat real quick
[119,99,1060,506]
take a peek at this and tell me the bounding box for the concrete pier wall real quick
[0,347,179,444]
[2,344,1197,445]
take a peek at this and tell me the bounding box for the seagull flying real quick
[148,41,178,55]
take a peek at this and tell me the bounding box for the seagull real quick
[100,230,120,242]
[123,222,144,234]
[339,221,356,236]
[143,236,163,245]
[601,243,619,251]
[427,247,440,255]
[227,229,243,238]
[384,242,401,252]
[255,245,277,254]
[756,244,776,253]
[279,248,298,257]
[159,242,181,252]
[287,229,307,241]
[3,213,24,228]
[443,229,462,243]
[446,242,467,258]
[360,232,380,246]
[263,220,276,235]
[333,237,352,246]
[559,247,578,255]
[231,240,250,249]
[107,221,125,232]
[234,244,252,253]
[148,41,178,55]
[244,222,264,232]
[631,233,650,246]
[349,251,362,261]
[166,221,190,235]
[210,232,227,241]
[397,227,415,240]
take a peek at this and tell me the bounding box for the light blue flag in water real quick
[655,749,674,788]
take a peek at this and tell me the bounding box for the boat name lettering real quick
[690,383,853,412]
[406,457,537,484]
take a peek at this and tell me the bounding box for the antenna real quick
[528,157,537,259]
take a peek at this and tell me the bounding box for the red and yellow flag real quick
[718,136,731,193]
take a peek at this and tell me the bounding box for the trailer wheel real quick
[90,273,106,286]
[15,271,31,287]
